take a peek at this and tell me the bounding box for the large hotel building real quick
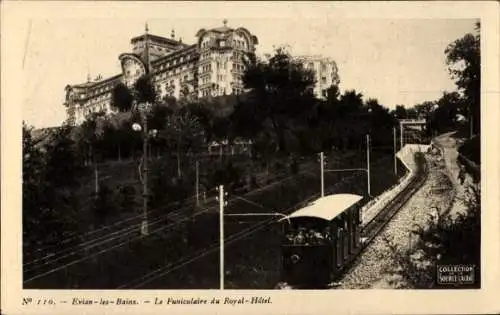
[64,21,339,125]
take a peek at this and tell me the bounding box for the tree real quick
[414,101,435,119]
[110,74,160,161]
[111,83,134,112]
[307,84,342,150]
[406,107,418,119]
[160,110,205,178]
[320,89,369,150]
[429,91,462,133]
[44,125,84,193]
[92,183,119,225]
[393,105,408,119]
[134,75,157,104]
[76,112,106,165]
[445,21,480,135]
[37,124,84,248]
[365,98,396,147]
[326,84,341,104]
[339,90,364,114]
[23,123,48,253]
[233,47,317,153]
[111,74,158,113]
[185,101,216,142]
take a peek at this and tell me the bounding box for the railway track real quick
[22,198,218,285]
[334,152,429,282]
[22,155,325,286]
[362,153,428,240]
[121,154,396,288]
[23,150,385,288]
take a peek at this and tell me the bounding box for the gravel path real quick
[434,132,475,218]
[338,151,454,289]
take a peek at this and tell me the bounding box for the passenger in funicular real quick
[285,226,332,246]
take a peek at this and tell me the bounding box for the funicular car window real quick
[342,212,349,260]
[284,218,331,246]
[354,203,361,224]
[334,217,343,267]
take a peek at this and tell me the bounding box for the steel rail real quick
[332,153,430,283]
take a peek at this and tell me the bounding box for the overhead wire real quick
[24,190,214,262]
[23,204,217,284]
[121,195,310,289]
[25,161,306,263]
[24,190,218,269]
[25,150,390,285]
[25,205,201,273]
[28,157,307,257]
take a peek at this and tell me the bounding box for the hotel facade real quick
[64,21,339,125]
[295,55,340,99]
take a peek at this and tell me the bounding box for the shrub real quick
[384,183,480,288]
[117,185,137,213]
[458,135,480,165]
[92,184,119,224]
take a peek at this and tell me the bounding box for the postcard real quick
[2,1,499,314]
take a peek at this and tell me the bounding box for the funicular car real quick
[280,194,364,288]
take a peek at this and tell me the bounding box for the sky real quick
[15,3,478,128]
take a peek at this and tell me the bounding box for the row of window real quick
[200,74,243,86]
[233,51,246,60]
[305,61,331,72]
[200,76,211,85]
[233,76,243,85]
[200,88,212,97]
[200,51,212,60]
[77,102,111,116]
[201,49,247,62]
[83,93,111,103]
[155,65,192,80]
[233,39,247,49]
[201,38,247,49]
[156,59,243,78]
[201,41,211,49]
[233,63,245,71]
[155,73,191,91]
[80,84,115,99]
[156,54,193,71]
[200,64,212,73]
[197,86,244,98]
[216,61,228,70]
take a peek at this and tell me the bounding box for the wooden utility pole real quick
[366,134,371,197]
[393,127,398,175]
[141,112,149,236]
[195,160,200,207]
[218,185,225,290]
[400,122,404,149]
[94,165,99,196]
[320,152,325,197]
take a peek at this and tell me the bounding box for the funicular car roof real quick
[285,194,363,222]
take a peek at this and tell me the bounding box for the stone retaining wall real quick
[360,144,430,227]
